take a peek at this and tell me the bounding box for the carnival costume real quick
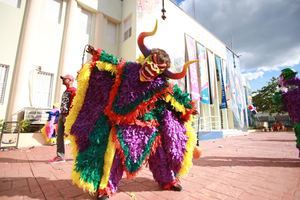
[65,22,200,198]
[41,108,60,145]
[274,68,300,157]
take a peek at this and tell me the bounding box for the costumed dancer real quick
[41,103,60,145]
[273,68,300,157]
[65,21,201,199]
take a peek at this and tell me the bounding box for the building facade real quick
[0,0,248,133]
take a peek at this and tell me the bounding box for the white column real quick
[54,0,77,103]
[5,0,43,120]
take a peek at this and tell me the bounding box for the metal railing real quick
[193,116,222,131]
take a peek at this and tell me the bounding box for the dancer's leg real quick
[148,146,182,191]
[98,154,123,198]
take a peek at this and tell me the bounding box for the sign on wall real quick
[207,50,216,104]
[196,43,210,104]
[185,34,200,100]
[215,56,227,109]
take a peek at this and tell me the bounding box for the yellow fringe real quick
[177,116,197,177]
[72,170,96,193]
[136,55,145,64]
[64,63,95,192]
[41,126,50,144]
[95,61,117,75]
[70,135,96,193]
[65,63,91,137]
[99,128,117,189]
[163,93,195,177]
[164,94,186,114]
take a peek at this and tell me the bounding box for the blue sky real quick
[248,64,300,91]
[173,0,300,92]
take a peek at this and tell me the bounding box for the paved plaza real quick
[0,132,300,200]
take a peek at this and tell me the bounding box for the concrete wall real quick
[119,0,137,61]
[5,0,67,120]
[1,0,126,121]
[0,1,26,119]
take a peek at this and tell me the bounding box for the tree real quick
[252,77,284,114]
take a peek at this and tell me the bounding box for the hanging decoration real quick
[162,0,166,20]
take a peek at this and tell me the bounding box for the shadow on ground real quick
[194,156,300,167]
[0,158,73,163]
[118,177,161,193]
[252,139,295,142]
[0,176,161,199]
[0,177,88,199]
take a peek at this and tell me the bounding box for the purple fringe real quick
[160,109,187,173]
[284,77,300,87]
[119,125,156,163]
[108,154,123,193]
[148,146,175,186]
[114,62,166,108]
[283,77,300,123]
[283,89,300,123]
[71,70,114,151]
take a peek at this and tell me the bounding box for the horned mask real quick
[138,21,197,82]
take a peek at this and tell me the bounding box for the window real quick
[29,69,54,108]
[0,64,9,104]
[45,0,63,24]
[123,16,132,41]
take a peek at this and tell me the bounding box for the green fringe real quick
[172,84,193,109]
[139,101,166,122]
[116,127,158,173]
[99,50,119,65]
[142,112,156,121]
[294,123,300,146]
[74,115,110,190]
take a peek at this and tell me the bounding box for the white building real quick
[0,0,248,135]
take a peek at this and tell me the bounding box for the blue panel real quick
[197,131,223,141]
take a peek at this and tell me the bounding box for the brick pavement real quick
[0,132,299,200]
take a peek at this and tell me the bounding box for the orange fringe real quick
[104,60,172,125]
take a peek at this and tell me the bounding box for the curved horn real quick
[164,60,198,79]
[137,20,158,57]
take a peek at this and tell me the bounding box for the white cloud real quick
[257,66,280,72]
[178,0,300,72]
[243,71,264,81]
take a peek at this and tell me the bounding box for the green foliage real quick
[19,119,31,132]
[0,119,3,131]
[252,77,284,114]
[272,91,283,105]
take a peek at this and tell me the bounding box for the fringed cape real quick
[65,50,197,193]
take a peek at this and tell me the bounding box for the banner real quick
[185,34,200,100]
[215,56,227,109]
[226,49,245,129]
[196,43,210,104]
[207,50,216,104]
